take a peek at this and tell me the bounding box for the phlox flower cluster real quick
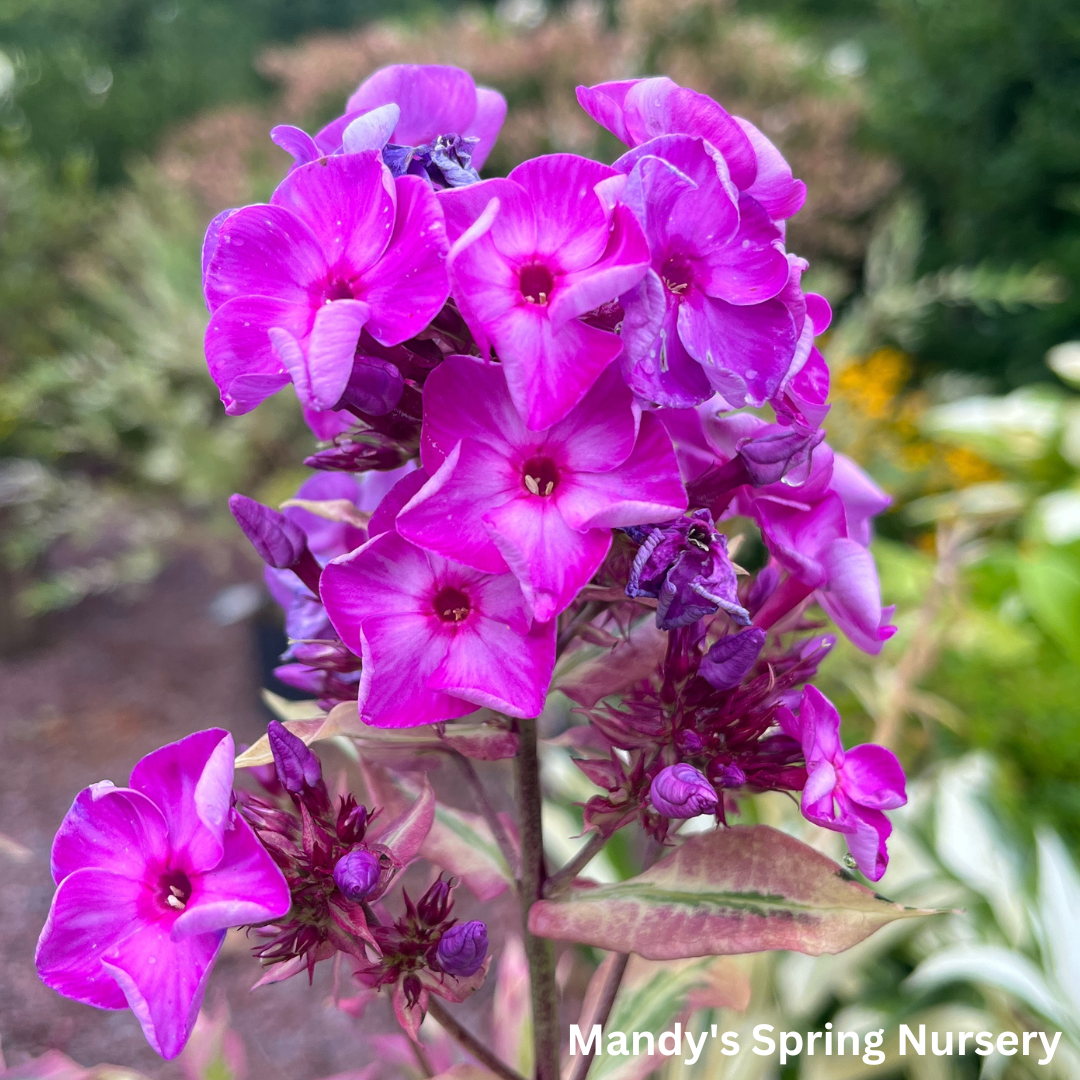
[36,62,909,1061]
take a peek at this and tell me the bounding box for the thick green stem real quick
[515,716,561,1080]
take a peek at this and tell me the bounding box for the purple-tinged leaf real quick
[439,723,518,760]
[361,762,513,900]
[556,619,666,709]
[493,936,532,1077]
[368,778,435,866]
[529,825,938,958]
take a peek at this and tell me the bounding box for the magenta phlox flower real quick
[202,151,448,425]
[396,357,687,622]
[576,77,805,223]
[321,530,556,727]
[613,136,797,409]
[440,154,651,429]
[779,686,907,880]
[625,508,749,630]
[36,730,290,1059]
[270,64,506,185]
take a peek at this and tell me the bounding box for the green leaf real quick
[529,825,937,959]
[1017,548,1080,665]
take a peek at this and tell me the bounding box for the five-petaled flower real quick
[780,686,907,881]
[398,356,688,621]
[36,730,290,1059]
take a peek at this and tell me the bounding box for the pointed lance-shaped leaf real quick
[528,825,939,959]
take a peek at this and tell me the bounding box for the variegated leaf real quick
[530,825,936,959]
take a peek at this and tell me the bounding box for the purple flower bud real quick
[337,355,405,417]
[303,434,410,474]
[736,424,825,487]
[333,849,381,902]
[746,564,780,615]
[267,720,322,793]
[650,763,719,819]
[675,729,705,755]
[717,763,747,788]
[416,877,452,926]
[436,920,488,977]
[229,494,307,569]
[699,628,767,691]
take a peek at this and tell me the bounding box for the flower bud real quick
[416,877,452,926]
[736,424,825,487]
[699,628,766,691]
[436,920,488,977]
[303,434,409,473]
[716,763,747,788]
[650,763,718,819]
[333,849,381,902]
[229,494,307,569]
[267,720,322,793]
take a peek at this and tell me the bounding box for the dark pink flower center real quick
[523,457,559,497]
[661,255,693,297]
[324,278,355,302]
[433,586,472,623]
[159,869,192,913]
[519,263,554,306]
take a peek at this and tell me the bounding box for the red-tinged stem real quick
[426,998,528,1080]
[515,716,561,1080]
[543,831,608,898]
[751,575,814,632]
[567,953,630,1080]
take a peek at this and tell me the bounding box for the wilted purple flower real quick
[333,850,382,902]
[650,763,719,818]
[440,154,650,429]
[203,151,448,424]
[36,730,290,1059]
[699,627,767,690]
[321,531,556,727]
[398,357,687,621]
[614,136,796,410]
[436,920,488,977]
[627,509,748,630]
[576,77,805,223]
[267,720,322,795]
[779,686,907,881]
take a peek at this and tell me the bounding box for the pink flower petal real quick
[547,203,649,330]
[431,613,556,718]
[354,174,450,345]
[204,295,308,415]
[508,154,615,270]
[50,784,168,885]
[468,86,508,169]
[677,290,798,407]
[347,65,478,148]
[101,919,224,1059]
[128,729,235,874]
[271,152,396,278]
[555,413,687,530]
[322,531,440,653]
[841,744,907,811]
[483,497,611,622]
[172,811,290,938]
[271,299,371,411]
[843,806,892,882]
[203,205,327,312]
[356,614,476,728]
[734,116,806,221]
[694,194,789,305]
[419,354,530,471]
[397,439,515,573]
[35,867,145,1010]
[815,538,892,654]
[545,364,638,472]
